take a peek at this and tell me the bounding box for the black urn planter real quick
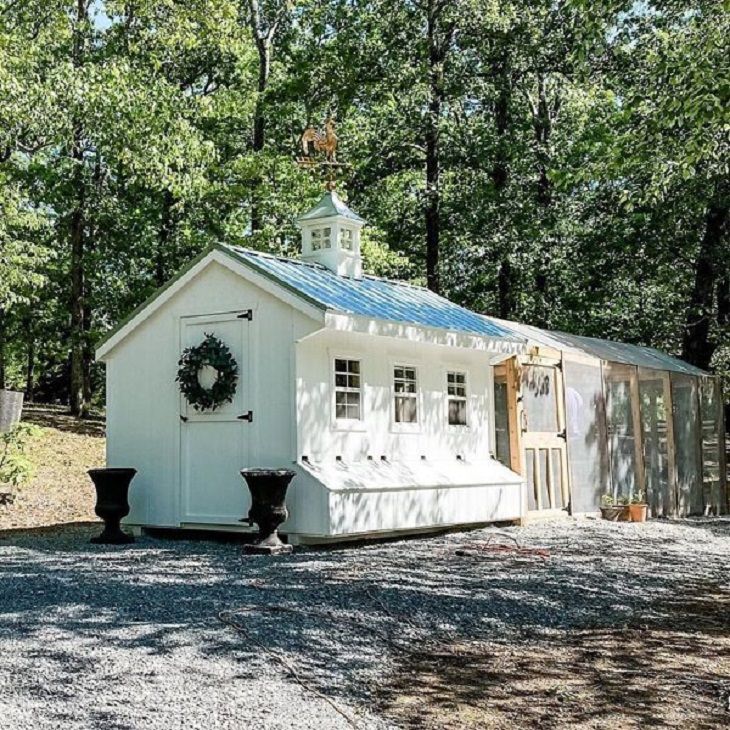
[240,469,295,555]
[88,468,137,544]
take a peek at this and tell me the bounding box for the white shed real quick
[96,192,527,543]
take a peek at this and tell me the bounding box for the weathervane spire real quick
[297,115,349,191]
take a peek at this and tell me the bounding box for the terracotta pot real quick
[240,468,295,555]
[88,468,137,544]
[629,503,648,522]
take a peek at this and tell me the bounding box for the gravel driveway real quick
[1,518,729,729]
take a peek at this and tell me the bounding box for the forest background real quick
[0,0,727,418]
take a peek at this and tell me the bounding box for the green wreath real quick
[176,333,239,411]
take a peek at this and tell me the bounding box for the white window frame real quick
[391,362,421,432]
[338,227,354,252]
[311,226,332,252]
[446,369,469,428]
[331,354,366,431]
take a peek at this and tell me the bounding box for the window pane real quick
[521,366,558,432]
[335,359,347,372]
[336,403,347,419]
[349,360,360,374]
[335,373,347,387]
[396,396,417,423]
[449,399,467,426]
[347,374,360,388]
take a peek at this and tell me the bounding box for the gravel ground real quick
[1,518,729,729]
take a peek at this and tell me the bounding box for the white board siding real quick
[295,328,497,464]
[105,260,319,528]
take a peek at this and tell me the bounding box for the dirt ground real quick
[378,532,730,729]
[0,404,104,530]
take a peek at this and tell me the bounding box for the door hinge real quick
[238,411,254,422]
[180,415,188,423]
[237,309,253,321]
[557,428,566,440]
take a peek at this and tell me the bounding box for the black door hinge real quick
[237,309,253,321]
[238,411,254,422]
[180,415,188,423]
[557,428,566,440]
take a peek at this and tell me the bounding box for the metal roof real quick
[296,191,366,224]
[484,317,708,376]
[225,245,518,340]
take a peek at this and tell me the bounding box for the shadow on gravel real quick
[1,520,729,727]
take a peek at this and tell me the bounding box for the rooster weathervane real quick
[297,115,349,190]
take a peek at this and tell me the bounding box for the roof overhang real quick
[323,311,527,359]
[95,246,326,361]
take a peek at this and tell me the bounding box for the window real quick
[335,359,361,420]
[394,366,418,423]
[311,227,332,251]
[339,227,354,251]
[447,371,467,426]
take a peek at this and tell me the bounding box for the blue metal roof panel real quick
[224,245,518,340]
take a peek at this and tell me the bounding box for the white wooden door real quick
[179,311,254,525]
[518,355,570,513]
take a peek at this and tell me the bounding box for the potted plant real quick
[629,491,648,522]
[601,493,631,521]
[600,493,622,521]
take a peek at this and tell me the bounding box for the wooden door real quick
[518,355,570,513]
[179,311,254,525]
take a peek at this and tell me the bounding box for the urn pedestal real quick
[88,468,137,544]
[240,469,295,555]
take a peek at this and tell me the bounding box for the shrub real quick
[0,423,40,491]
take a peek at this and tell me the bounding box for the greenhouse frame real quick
[488,319,727,519]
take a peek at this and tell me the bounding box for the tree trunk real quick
[247,0,275,235]
[250,40,270,233]
[425,0,444,294]
[156,189,175,286]
[491,40,513,318]
[68,139,87,417]
[25,320,35,403]
[69,0,89,418]
[0,309,6,391]
[681,197,729,370]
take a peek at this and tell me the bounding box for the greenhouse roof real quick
[484,317,708,376]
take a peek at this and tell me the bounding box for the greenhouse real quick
[488,319,727,519]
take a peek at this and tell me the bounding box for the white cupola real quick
[297,190,366,279]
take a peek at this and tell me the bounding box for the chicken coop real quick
[488,319,727,518]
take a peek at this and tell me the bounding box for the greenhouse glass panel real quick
[699,377,724,514]
[639,372,673,516]
[671,374,703,516]
[493,379,511,468]
[605,366,639,500]
[563,360,609,512]
[521,366,558,432]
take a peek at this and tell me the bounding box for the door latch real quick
[238,411,254,422]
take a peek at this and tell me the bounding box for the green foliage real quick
[0,0,727,408]
[0,423,40,490]
[176,333,239,412]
